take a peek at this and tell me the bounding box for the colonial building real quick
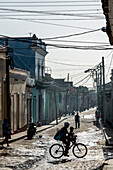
[101,0,113,44]
[0,45,30,136]
[101,0,113,126]
[10,68,30,133]
[0,35,48,126]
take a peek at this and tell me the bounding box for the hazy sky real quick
[0,0,113,88]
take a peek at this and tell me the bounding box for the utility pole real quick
[54,86,58,125]
[100,65,102,118]
[102,57,106,124]
[96,70,99,112]
[5,38,11,126]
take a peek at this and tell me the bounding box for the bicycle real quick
[49,137,87,159]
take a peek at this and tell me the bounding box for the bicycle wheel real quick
[49,143,64,159]
[72,143,87,158]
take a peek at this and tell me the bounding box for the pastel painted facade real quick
[0,35,48,126]
[0,46,30,136]
[10,68,30,133]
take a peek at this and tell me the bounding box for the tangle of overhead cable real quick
[74,74,91,85]
[81,76,91,86]
[0,34,112,51]
[74,61,102,86]
[72,73,86,81]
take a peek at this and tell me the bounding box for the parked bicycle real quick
[49,136,87,159]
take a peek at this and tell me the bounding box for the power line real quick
[74,74,91,85]
[42,28,101,40]
[0,5,101,7]
[46,60,94,67]
[13,52,95,67]
[13,53,98,69]
[0,11,104,18]
[0,12,103,16]
[47,58,102,63]
[16,55,34,74]
[71,72,85,77]
[0,8,102,13]
[0,8,102,16]
[0,17,104,20]
[105,50,113,58]
[45,43,113,50]
[52,67,87,71]
[73,62,102,85]
[0,1,100,3]
[0,8,104,29]
[0,33,112,51]
[14,60,23,69]
[72,73,86,81]
[0,16,93,29]
[81,76,91,86]
[44,39,109,45]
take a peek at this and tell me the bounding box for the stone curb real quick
[99,119,113,146]
[2,117,68,144]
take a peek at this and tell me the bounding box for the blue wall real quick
[0,38,35,78]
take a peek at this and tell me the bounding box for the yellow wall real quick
[10,69,28,133]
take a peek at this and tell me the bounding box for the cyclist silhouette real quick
[59,122,70,156]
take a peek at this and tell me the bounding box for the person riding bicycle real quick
[59,122,70,156]
[68,126,77,142]
[51,124,87,159]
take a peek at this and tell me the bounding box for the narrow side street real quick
[0,108,107,170]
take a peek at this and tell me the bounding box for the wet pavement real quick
[0,108,109,170]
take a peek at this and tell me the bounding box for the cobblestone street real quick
[0,109,106,170]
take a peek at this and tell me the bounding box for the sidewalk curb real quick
[102,128,113,146]
[99,119,113,146]
[5,117,68,144]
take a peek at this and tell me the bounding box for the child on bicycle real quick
[68,126,77,143]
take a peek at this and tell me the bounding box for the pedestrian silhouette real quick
[75,112,80,128]
[2,118,11,147]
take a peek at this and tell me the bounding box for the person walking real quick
[75,112,80,128]
[2,118,11,147]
